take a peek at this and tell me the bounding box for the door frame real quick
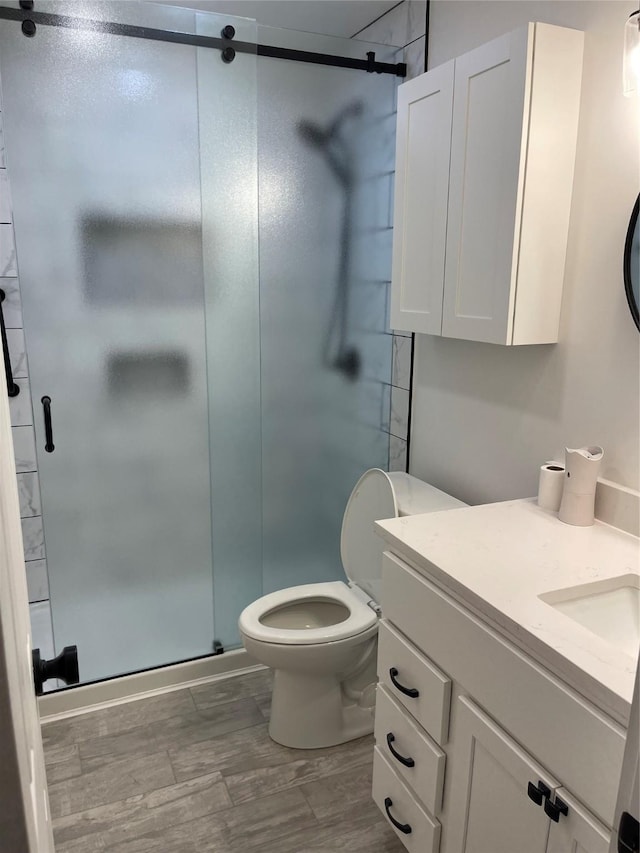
[610,660,640,853]
[0,381,54,851]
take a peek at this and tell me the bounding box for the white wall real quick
[410,0,640,505]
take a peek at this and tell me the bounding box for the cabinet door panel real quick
[546,789,610,853]
[390,61,454,334]
[442,26,530,344]
[445,696,557,853]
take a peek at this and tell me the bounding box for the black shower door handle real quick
[0,289,20,397]
[41,396,55,452]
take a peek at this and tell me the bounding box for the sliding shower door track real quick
[0,5,407,77]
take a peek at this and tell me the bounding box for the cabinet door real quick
[441,26,530,344]
[546,789,611,853]
[445,696,558,853]
[390,61,454,335]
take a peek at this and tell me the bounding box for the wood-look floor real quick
[43,669,404,852]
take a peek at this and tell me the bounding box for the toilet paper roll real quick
[538,462,565,512]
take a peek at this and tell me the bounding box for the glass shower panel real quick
[0,3,258,682]
[198,12,263,651]
[257,28,398,596]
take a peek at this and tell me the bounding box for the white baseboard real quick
[38,649,261,722]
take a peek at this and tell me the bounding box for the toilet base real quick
[268,670,375,749]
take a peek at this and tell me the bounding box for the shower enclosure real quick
[0,1,400,686]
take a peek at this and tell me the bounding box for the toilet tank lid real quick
[341,468,398,603]
[387,472,467,515]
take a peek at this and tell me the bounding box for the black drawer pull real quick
[41,396,55,452]
[389,667,419,698]
[386,733,415,768]
[384,797,412,835]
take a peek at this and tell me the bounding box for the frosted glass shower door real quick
[257,28,398,597]
[0,4,258,683]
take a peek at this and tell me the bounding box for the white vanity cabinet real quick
[372,550,621,853]
[390,22,584,345]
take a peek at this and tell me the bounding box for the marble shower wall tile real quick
[17,471,42,518]
[0,168,11,223]
[0,223,16,276]
[351,282,389,334]
[12,424,37,472]
[355,2,409,46]
[355,1,427,49]
[404,35,426,80]
[30,600,54,659]
[0,122,5,168]
[0,277,22,327]
[353,228,393,283]
[381,382,391,433]
[6,327,27,378]
[26,558,49,602]
[21,515,45,561]
[358,172,394,232]
[406,0,428,45]
[352,0,423,474]
[9,379,33,426]
[390,385,410,439]
[353,330,393,384]
[389,434,408,472]
[392,334,412,390]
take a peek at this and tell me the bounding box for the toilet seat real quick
[239,581,377,645]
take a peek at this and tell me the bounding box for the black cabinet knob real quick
[618,811,640,853]
[527,780,551,806]
[544,795,568,823]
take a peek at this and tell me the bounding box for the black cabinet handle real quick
[544,795,568,823]
[41,396,54,452]
[384,797,412,835]
[527,780,551,806]
[389,667,419,698]
[386,733,415,768]
[618,811,640,853]
[0,289,20,398]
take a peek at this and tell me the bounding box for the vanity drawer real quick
[378,620,451,744]
[374,684,446,814]
[373,746,441,853]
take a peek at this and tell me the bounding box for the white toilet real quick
[239,468,466,749]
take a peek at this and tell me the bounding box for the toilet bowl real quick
[239,469,466,749]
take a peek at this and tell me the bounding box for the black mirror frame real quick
[623,194,639,332]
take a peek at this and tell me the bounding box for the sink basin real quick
[540,574,640,657]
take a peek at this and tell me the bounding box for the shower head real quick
[297,101,365,149]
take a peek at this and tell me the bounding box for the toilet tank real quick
[387,472,467,516]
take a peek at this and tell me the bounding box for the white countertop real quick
[375,499,639,724]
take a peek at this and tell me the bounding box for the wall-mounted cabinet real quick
[390,23,584,345]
